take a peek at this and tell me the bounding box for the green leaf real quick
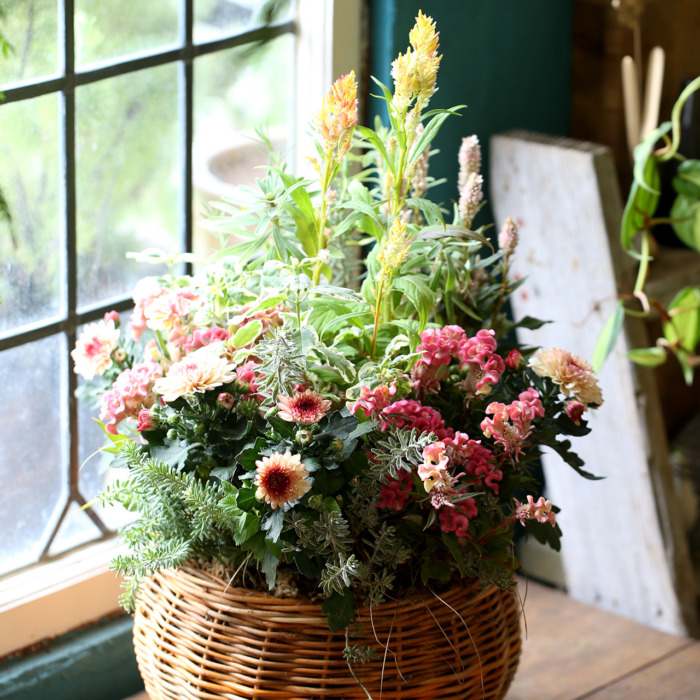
[515,315,551,331]
[149,442,190,471]
[632,121,672,192]
[672,159,700,198]
[407,106,465,164]
[231,320,263,349]
[415,224,490,248]
[621,155,661,249]
[671,193,700,253]
[321,590,356,632]
[261,548,280,589]
[262,508,285,542]
[393,275,437,331]
[592,301,624,372]
[627,346,668,367]
[664,286,700,354]
[356,124,395,177]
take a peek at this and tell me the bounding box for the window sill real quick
[0,537,125,659]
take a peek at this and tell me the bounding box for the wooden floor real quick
[125,580,700,699]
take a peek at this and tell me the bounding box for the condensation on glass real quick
[0,94,62,332]
[0,335,67,576]
[76,64,180,309]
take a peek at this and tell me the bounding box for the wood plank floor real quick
[125,580,700,699]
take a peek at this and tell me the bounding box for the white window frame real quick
[0,0,363,659]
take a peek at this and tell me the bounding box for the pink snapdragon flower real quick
[514,495,555,527]
[350,383,397,420]
[417,325,467,366]
[100,362,163,434]
[480,388,544,459]
[130,278,200,341]
[457,329,505,396]
[72,318,121,380]
[176,326,229,354]
[137,408,156,432]
[380,399,453,440]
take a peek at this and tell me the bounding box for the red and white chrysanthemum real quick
[71,318,121,380]
[254,451,311,510]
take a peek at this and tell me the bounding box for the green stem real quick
[633,229,652,295]
[370,277,385,361]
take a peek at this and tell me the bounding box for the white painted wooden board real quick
[489,131,696,635]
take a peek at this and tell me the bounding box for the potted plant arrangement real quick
[74,11,603,699]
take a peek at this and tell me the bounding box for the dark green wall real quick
[369,0,574,225]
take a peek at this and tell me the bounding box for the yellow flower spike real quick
[377,218,411,281]
[313,70,358,160]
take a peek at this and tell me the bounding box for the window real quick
[0,0,363,656]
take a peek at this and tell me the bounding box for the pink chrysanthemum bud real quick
[104,310,121,326]
[566,400,586,425]
[217,392,234,410]
[113,347,127,363]
[505,349,524,371]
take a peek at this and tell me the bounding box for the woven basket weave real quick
[133,565,521,699]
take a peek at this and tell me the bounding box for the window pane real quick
[0,94,61,333]
[193,34,294,254]
[194,0,293,43]
[74,0,179,68]
[48,502,103,557]
[0,335,67,575]
[76,64,180,309]
[0,0,59,88]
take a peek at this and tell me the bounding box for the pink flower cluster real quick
[130,279,200,342]
[349,383,397,420]
[100,362,163,435]
[457,329,505,396]
[480,387,544,459]
[411,325,505,396]
[380,399,454,440]
[376,469,413,511]
[439,497,478,538]
[175,326,229,354]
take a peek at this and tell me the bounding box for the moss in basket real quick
[76,10,603,639]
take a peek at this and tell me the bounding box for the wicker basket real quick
[133,565,521,699]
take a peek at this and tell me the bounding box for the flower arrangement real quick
[75,11,602,640]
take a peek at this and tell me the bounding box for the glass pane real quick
[0,94,61,333]
[194,0,294,43]
[193,34,294,254]
[0,335,67,575]
[0,0,59,88]
[76,64,180,308]
[75,0,179,68]
[48,501,103,557]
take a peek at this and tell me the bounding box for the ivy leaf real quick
[592,301,624,372]
[664,286,700,354]
[670,193,700,253]
[627,346,667,367]
[321,590,357,632]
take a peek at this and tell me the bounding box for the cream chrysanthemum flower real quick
[254,451,311,510]
[71,319,121,380]
[277,389,331,425]
[529,348,603,407]
[153,346,235,402]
